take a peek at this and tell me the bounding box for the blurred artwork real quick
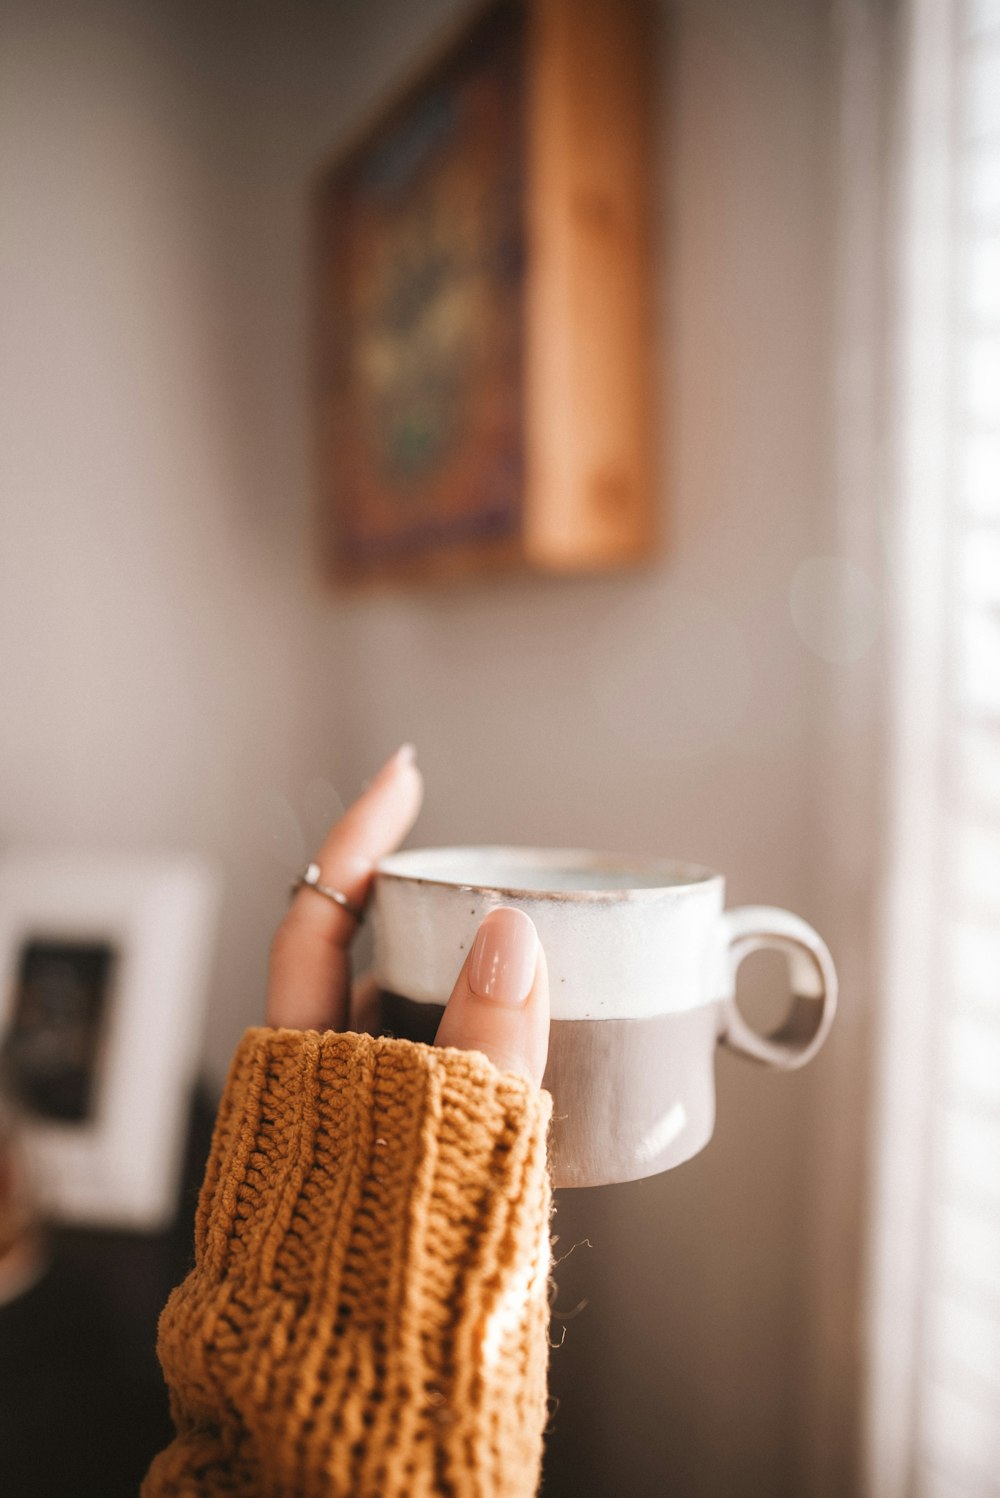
[319,2,526,575]
[318,0,658,583]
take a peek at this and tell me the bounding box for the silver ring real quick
[291,862,365,920]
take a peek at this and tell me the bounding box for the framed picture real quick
[316,0,657,584]
[0,852,221,1231]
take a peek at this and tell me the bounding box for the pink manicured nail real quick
[469,908,538,1006]
[365,744,416,789]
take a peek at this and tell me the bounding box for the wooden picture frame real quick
[315,0,657,585]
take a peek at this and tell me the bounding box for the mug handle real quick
[719,906,837,1069]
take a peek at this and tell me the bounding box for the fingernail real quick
[469,908,538,1007]
[365,744,417,789]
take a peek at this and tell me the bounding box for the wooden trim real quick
[524,0,658,571]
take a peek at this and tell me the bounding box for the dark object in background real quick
[0,1087,215,1498]
[4,938,117,1122]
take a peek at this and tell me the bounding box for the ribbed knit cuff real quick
[145,1028,552,1498]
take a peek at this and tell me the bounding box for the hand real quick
[266,746,550,1087]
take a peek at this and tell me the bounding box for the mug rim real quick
[376,845,722,901]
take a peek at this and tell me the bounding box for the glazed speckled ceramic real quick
[373,848,837,1188]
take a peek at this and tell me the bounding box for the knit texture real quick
[143,1027,553,1498]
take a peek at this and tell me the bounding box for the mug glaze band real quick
[718,905,837,1069]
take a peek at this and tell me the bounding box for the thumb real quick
[434,907,549,1088]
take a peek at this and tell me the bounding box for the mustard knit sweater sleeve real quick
[142,1027,553,1498]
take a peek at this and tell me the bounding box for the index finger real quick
[266,745,423,1031]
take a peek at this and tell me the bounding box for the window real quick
[868,2,1000,1492]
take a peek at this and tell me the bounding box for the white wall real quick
[0,1,860,1494]
[0,0,344,1079]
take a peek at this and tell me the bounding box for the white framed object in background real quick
[0,851,221,1232]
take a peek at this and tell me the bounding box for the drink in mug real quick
[372,848,837,1189]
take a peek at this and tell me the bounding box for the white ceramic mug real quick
[372,847,837,1188]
